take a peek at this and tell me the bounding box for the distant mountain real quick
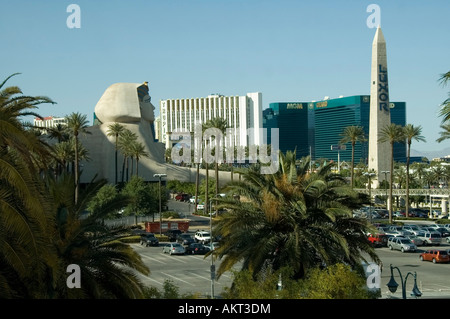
[411,147,450,160]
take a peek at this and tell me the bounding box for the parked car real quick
[417,231,442,246]
[189,196,199,204]
[402,225,421,235]
[175,193,190,202]
[387,237,417,253]
[176,233,195,246]
[196,203,205,210]
[367,233,388,247]
[185,243,209,255]
[433,227,450,237]
[140,233,159,247]
[162,242,186,255]
[194,230,211,244]
[420,250,450,263]
[405,235,424,246]
[165,229,183,242]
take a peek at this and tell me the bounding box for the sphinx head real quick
[94,82,154,124]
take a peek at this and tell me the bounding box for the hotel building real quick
[159,92,263,149]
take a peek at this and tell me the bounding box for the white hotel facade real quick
[159,92,264,149]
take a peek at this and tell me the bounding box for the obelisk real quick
[368,26,391,188]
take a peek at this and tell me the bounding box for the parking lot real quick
[132,241,237,298]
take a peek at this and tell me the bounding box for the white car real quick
[196,203,204,210]
[194,231,211,244]
[190,196,198,204]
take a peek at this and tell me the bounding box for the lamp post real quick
[209,196,216,299]
[386,264,422,299]
[364,172,376,222]
[381,171,390,209]
[154,173,167,236]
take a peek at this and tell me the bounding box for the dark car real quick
[165,229,183,242]
[140,233,159,247]
[177,233,195,246]
[186,243,209,255]
[175,193,190,202]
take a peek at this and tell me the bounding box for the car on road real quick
[420,250,450,263]
[140,233,159,247]
[185,243,209,255]
[387,237,417,253]
[165,229,183,242]
[176,233,195,246]
[194,230,211,244]
[162,242,186,255]
[417,231,442,246]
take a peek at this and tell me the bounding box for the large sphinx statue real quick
[79,82,195,184]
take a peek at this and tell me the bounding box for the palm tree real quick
[340,125,366,189]
[202,117,229,214]
[118,129,137,183]
[44,173,150,298]
[379,123,405,223]
[403,124,426,218]
[437,123,450,143]
[212,150,379,281]
[130,140,149,176]
[65,112,91,204]
[107,123,125,184]
[0,73,56,298]
[438,71,450,123]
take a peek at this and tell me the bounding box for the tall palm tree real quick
[107,123,125,184]
[202,117,229,214]
[340,125,366,189]
[403,124,426,218]
[118,129,137,183]
[379,123,405,223]
[130,140,149,176]
[212,150,379,281]
[65,112,91,204]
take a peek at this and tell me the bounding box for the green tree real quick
[436,123,450,143]
[130,140,149,176]
[118,129,137,183]
[0,73,55,298]
[438,71,450,123]
[213,150,378,282]
[403,124,425,217]
[44,173,149,298]
[65,112,91,204]
[379,123,405,223]
[107,122,125,184]
[340,125,366,189]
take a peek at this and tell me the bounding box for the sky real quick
[1,0,449,152]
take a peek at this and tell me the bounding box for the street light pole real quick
[387,264,422,299]
[154,173,167,236]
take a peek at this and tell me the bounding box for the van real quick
[387,237,417,252]
[417,231,442,246]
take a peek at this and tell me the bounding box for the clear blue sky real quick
[1,0,449,152]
